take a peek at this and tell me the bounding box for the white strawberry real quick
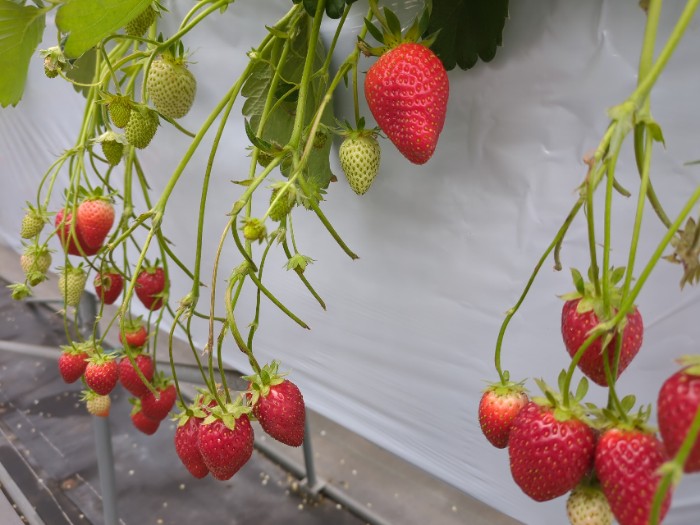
[338,125,381,195]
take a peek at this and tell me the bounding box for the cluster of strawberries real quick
[479,279,700,525]
[173,362,306,481]
[57,318,176,435]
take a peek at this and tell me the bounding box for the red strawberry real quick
[141,379,176,421]
[174,412,209,479]
[595,427,672,525]
[55,208,100,256]
[130,400,160,435]
[135,264,166,310]
[58,344,90,383]
[84,352,119,395]
[118,317,148,348]
[253,380,305,447]
[561,268,643,386]
[478,382,528,449]
[562,299,643,386]
[508,401,596,501]
[76,195,114,249]
[364,42,448,165]
[197,405,254,480]
[94,270,123,305]
[657,357,700,473]
[246,361,305,447]
[118,353,154,397]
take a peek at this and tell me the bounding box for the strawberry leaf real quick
[0,1,47,107]
[424,0,508,70]
[620,394,636,414]
[56,0,153,58]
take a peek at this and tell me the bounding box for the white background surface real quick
[2,1,700,523]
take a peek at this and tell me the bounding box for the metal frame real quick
[0,294,392,525]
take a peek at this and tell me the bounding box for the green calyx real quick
[532,374,591,425]
[86,346,114,366]
[243,360,287,405]
[677,354,700,376]
[560,266,631,323]
[360,0,436,57]
[202,396,251,431]
[664,217,700,289]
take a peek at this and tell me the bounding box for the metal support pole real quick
[92,416,119,525]
[301,414,322,493]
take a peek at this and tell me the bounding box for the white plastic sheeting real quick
[2,1,700,523]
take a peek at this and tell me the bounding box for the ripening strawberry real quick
[94,270,123,305]
[125,107,159,149]
[119,353,154,397]
[131,401,160,435]
[124,4,157,37]
[55,208,100,256]
[197,408,254,480]
[478,383,528,449]
[20,204,47,239]
[339,132,381,195]
[58,264,87,307]
[364,42,448,165]
[135,264,166,310]
[508,401,596,502]
[83,391,111,418]
[119,317,148,348]
[147,52,197,119]
[84,353,119,396]
[20,244,52,286]
[657,360,700,473]
[562,298,643,386]
[175,413,209,479]
[594,427,671,525]
[566,485,613,525]
[76,195,114,250]
[58,344,89,383]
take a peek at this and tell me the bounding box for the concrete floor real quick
[0,242,521,525]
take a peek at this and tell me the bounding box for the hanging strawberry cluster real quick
[6,0,458,483]
[478,2,700,525]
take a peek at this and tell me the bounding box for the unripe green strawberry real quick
[566,485,613,525]
[20,204,47,239]
[125,107,159,149]
[108,95,132,129]
[124,5,157,37]
[339,133,381,195]
[20,244,52,286]
[58,264,87,307]
[147,53,197,119]
[97,131,125,166]
[40,47,66,79]
[268,184,297,222]
[242,218,266,242]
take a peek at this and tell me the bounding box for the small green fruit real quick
[242,219,266,243]
[339,133,381,195]
[125,108,159,149]
[20,244,52,286]
[124,5,157,37]
[58,265,87,307]
[108,96,133,129]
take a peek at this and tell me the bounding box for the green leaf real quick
[242,15,335,190]
[56,0,153,58]
[0,1,47,107]
[425,0,508,70]
[64,46,97,98]
[325,0,346,19]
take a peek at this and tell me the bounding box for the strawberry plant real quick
[3,0,700,523]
